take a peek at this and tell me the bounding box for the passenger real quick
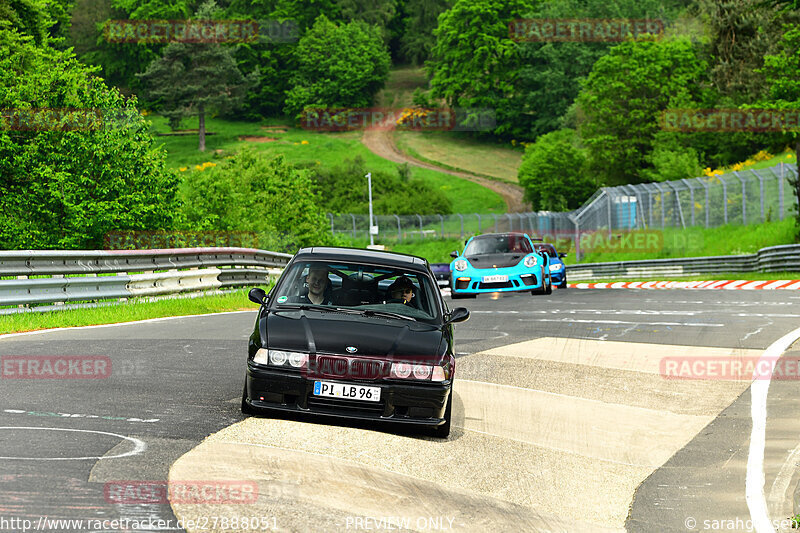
[297,265,334,305]
[387,276,416,306]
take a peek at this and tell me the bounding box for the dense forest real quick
[2,0,800,248]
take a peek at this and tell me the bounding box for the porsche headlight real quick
[523,255,538,267]
[549,264,562,271]
[454,259,468,271]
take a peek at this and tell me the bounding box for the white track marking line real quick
[0,426,146,460]
[746,326,800,532]
[0,310,254,340]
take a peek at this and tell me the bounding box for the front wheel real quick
[430,392,452,438]
[544,275,552,295]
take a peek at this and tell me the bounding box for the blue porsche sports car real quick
[449,233,552,299]
[534,243,568,289]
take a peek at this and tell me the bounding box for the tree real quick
[517,129,595,211]
[180,150,336,252]
[510,0,690,140]
[0,0,72,44]
[284,15,390,117]
[400,0,451,65]
[0,28,180,249]
[576,37,707,185]
[760,23,800,236]
[426,0,531,138]
[137,0,257,150]
[695,0,798,103]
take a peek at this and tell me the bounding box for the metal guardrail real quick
[0,247,292,313]
[566,243,800,281]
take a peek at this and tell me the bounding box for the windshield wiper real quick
[359,309,416,321]
[275,304,368,316]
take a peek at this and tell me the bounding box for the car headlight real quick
[254,348,270,365]
[261,350,308,368]
[454,259,468,271]
[523,255,538,267]
[413,364,432,379]
[391,362,412,378]
[269,350,288,366]
[549,264,562,271]
[288,352,308,368]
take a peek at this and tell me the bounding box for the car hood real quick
[464,253,526,269]
[266,310,446,360]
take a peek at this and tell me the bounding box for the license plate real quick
[313,381,381,402]
[482,274,508,283]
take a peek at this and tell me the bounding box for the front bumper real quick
[549,269,565,283]
[450,267,544,294]
[244,364,451,427]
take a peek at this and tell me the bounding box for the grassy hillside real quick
[147,115,505,214]
[394,130,522,182]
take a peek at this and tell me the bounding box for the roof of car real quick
[295,246,429,269]
[470,232,531,239]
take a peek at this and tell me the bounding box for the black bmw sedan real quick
[242,247,470,438]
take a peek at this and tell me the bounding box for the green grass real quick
[148,115,506,214]
[375,67,428,108]
[334,218,798,266]
[394,130,522,183]
[563,218,798,265]
[0,288,265,334]
[576,272,800,283]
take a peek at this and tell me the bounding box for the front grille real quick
[455,279,470,290]
[307,396,385,415]
[312,355,385,380]
[478,281,514,289]
[520,275,537,286]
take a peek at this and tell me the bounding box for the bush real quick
[180,149,336,253]
[0,28,180,249]
[310,156,453,215]
[517,129,596,211]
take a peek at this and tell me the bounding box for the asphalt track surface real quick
[2,289,800,532]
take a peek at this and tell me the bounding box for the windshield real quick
[464,235,533,256]
[272,260,440,322]
[535,244,558,258]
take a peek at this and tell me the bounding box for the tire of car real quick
[559,276,567,289]
[430,391,452,438]
[241,382,256,415]
[544,274,552,295]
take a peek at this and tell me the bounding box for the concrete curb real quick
[568,280,800,290]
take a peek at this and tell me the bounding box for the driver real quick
[297,265,334,305]
[386,276,416,306]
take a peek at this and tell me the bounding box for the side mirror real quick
[248,287,267,305]
[558,252,567,259]
[450,251,459,258]
[445,307,470,324]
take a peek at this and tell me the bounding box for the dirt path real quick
[361,128,529,213]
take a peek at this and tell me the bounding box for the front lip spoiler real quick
[244,399,447,427]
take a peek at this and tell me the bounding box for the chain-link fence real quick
[328,162,799,259]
